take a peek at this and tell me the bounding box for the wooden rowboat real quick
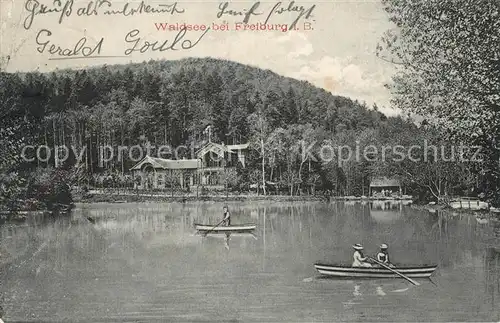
[194,223,256,234]
[314,263,437,278]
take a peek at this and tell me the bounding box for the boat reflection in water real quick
[201,232,258,250]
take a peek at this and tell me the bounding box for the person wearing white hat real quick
[352,243,372,267]
[376,243,394,267]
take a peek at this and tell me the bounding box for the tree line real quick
[377,0,499,206]
[0,51,497,209]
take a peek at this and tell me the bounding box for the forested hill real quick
[2,56,488,203]
[1,57,387,148]
[2,56,432,204]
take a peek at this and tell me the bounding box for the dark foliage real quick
[0,57,493,202]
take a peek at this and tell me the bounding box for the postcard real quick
[1,0,499,322]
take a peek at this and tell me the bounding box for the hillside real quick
[2,57,387,146]
[1,57,419,200]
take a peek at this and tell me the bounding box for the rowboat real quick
[314,263,437,278]
[194,223,256,234]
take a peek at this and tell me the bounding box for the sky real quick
[0,0,398,115]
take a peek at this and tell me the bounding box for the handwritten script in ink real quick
[24,0,185,30]
[21,0,214,59]
[21,0,316,60]
[216,1,316,30]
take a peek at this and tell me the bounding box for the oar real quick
[369,257,420,286]
[202,218,226,236]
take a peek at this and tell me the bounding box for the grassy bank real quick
[76,189,418,204]
[77,191,328,203]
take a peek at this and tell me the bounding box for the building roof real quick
[196,142,240,158]
[227,143,249,151]
[163,159,200,169]
[369,177,401,187]
[130,156,200,171]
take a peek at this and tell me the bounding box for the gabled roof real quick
[196,142,234,158]
[196,142,249,158]
[369,177,401,187]
[130,156,200,171]
[129,156,164,170]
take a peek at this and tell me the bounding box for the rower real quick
[352,243,372,267]
[376,243,395,268]
[222,205,231,226]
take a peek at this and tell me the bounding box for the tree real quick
[235,160,249,193]
[247,102,270,195]
[378,0,500,204]
[0,134,27,211]
[221,168,238,193]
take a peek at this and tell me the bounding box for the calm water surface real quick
[1,201,499,322]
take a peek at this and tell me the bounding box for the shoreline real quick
[77,193,327,203]
[73,192,500,218]
[75,191,498,210]
[410,203,500,218]
[75,191,417,204]
[2,192,498,223]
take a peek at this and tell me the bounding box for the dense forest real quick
[377,0,499,207]
[0,57,497,211]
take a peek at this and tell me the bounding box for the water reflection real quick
[0,201,498,321]
[369,200,403,223]
[484,247,500,310]
[201,232,257,251]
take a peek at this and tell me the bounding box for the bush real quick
[0,172,26,211]
[488,190,500,208]
[25,167,73,211]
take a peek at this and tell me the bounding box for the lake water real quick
[1,201,499,322]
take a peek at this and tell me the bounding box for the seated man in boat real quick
[352,244,372,267]
[376,243,395,268]
[222,205,231,226]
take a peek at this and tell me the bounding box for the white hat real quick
[380,243,388,249]
[353,243,364,250]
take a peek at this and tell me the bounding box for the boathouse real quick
[369,177,402,197]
